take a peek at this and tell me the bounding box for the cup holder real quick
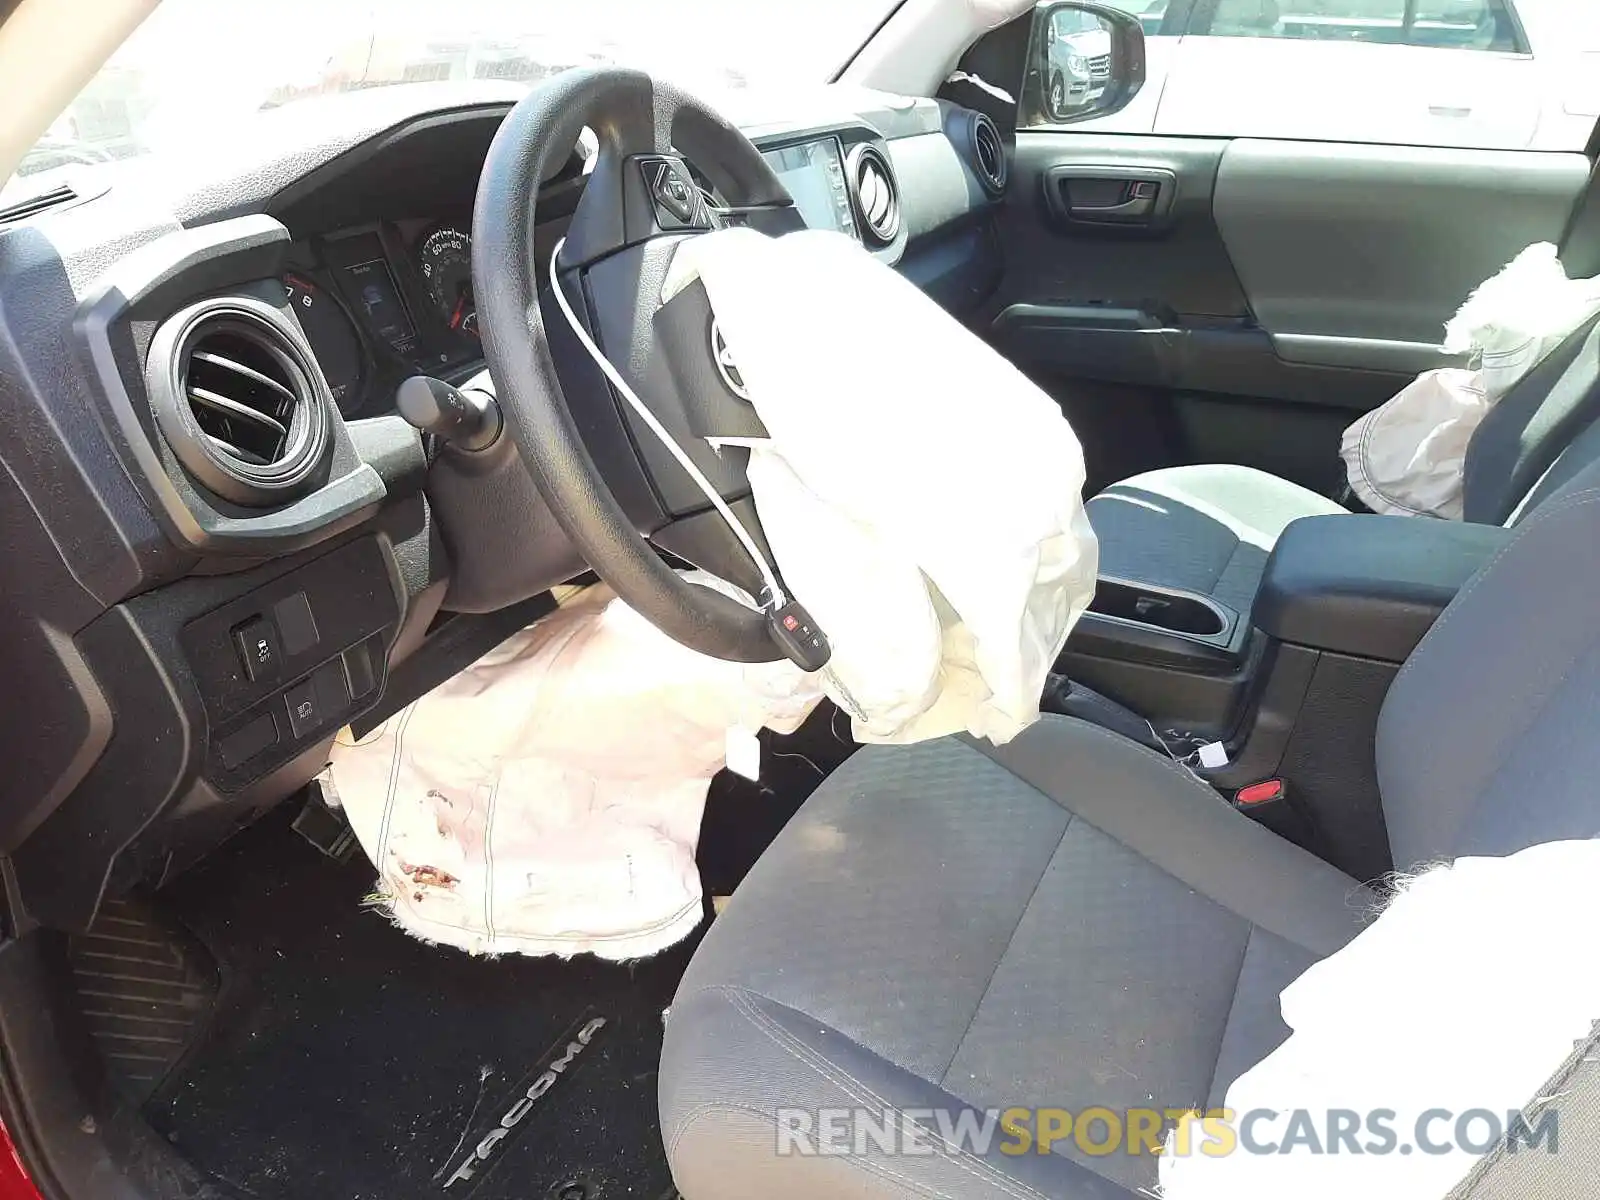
[1088,579,1227,637]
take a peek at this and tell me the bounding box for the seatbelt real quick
[1558,149,1600,282]
[1445,1019,1600,1198]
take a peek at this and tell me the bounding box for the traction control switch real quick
[233,616,281,682]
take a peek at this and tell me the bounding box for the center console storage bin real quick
[1089,579,1228,636]
[1062,575,1254,734]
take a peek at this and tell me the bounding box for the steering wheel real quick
[472,67,798,664]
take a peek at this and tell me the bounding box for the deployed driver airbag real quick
[664,228,1099,744]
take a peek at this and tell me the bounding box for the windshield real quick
[16,0,895,187]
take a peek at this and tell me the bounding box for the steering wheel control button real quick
[767,601,832,672]
[233,616,282,682]
[218,711,280,771]
[273,591,319,659]
[640,156,710,230]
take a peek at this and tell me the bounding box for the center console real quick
[1060,513,1512,882]
[1062,575,1255,737]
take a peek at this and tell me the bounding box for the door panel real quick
[989,130,1591,495]
[998,134,1248,320]
[1213,139,1589,346]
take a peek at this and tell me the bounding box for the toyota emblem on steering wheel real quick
[709,318,750,401]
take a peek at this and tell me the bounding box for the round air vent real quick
[971,113,1008,196]
[847,143,902,246]
[147,299,331,507]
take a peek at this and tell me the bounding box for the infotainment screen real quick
[761,138,858,239]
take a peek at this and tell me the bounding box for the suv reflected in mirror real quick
[1023,0,1147,126]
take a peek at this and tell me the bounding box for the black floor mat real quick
[143,707,852,1200]
[697,701,858,897]
[145,807,696,1200]
[67,899,218,1102]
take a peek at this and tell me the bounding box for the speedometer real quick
[416,226,476,339]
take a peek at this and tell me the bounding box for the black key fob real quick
[766,600,831,672]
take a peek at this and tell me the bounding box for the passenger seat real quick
[1090,314,1600,617]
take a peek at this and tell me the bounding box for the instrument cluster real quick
[279,219,482,417]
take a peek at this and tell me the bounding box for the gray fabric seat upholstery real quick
[662,720,1371,1198]
[660,460,1600,1199]
[1089,464,1345,615]
[1087,314,1600,618]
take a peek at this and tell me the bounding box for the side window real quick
[1409,0,1523,52]
[1141,0,1586,151]
[1200,0,1524,50]
[1205,0,1381,40]
[1096,0,1176,37]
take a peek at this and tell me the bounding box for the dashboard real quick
[279,138,857,418]
[0,79,1009,933]
[268,111,1000,420]
[761,138,859,238]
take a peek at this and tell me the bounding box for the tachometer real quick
[417,226,477,339]
[283,274,365,414]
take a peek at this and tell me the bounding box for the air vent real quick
[0,184,78,226]
[971,114,1008,196]
[187,334,297,465]
[848,144,902,246]
[147,301,331,507]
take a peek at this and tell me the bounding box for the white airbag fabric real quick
[1159,840,1600,1200]
[665,228,1099,744]
[327,582,820,960]
[1342,243,1600,519]
[1339,368,1489,519]
[326,229,1098,959]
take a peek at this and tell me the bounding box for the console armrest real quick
[1256,515,1510,662]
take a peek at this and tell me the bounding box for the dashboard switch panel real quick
[283,661,350,742]
[273,591,320,658]
[283,679,321,740]
[218,711,280,770]
[343,638,380,702]
[233,616,281,682]
[183,536,400,791]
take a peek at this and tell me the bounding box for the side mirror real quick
[1021,1,1147,127]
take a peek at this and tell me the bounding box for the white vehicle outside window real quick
[1046,9,1116,117]
[1077,0,1600,151]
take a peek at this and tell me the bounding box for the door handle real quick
[1042,165,1178,229]
[1429,104,1472,118]
[1071,183,1162,220]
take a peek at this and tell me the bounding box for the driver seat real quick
[658,461,1600,1198]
